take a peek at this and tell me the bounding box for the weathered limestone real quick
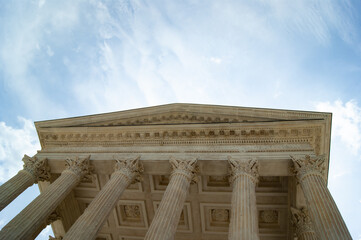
[144,157,198,240]
[228,157,259,240]
[292,155,352,239]
[0,156,92,240]
[290,207,318,240]
[63,156,143,240]
[0,155,50,211]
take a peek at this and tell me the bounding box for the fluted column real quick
[0,155,50,211]
[291,155,352,239]
[290,207,318,240]
[144,157,198,240]
[0,156,92,240]
[63,156,143,240]
[228,157,259,240]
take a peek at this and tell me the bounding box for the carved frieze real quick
[259,210,278,224]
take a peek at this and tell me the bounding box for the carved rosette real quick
[113,156,144,183]
[228,157,259,184]
[169,157,198,183]
[291,155,325,182]
[22,155,51,183]
[64,156,92,180]
[290,207,315,237]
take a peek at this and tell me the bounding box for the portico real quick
[0,103,351,239]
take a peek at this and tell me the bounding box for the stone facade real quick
[0,103,351,239]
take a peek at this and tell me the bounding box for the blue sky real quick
[0,0,361,239]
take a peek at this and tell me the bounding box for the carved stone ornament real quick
[291,155,326,182]
[46,210,62,225]
[169,157,198,183]
[64,155,93,180]
[228,156,259,184]
[22,155,51,183]
[290,207,315,236]
[211,209,230,222]
[113,155,144,183]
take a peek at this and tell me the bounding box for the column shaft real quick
[144,158,197,240]
[63,157,142,240]
[229,174,259,240]
[0,156,90,240]
[300,174,351,239]
[0,171,34,211]
[0,155,49,211]
[145,174,190,240]
[298,232,318,240]
[0,171,79,240]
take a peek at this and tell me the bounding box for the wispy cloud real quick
[316,100,361,155]
[0,117,40,183]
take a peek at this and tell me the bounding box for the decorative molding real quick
[169,157,198,183]
[259,210,278,224]
[113,156,144,183]
[64,155,93,180]
[290,207,315,236]
[39,126,322,153]
[114,200,148,229]
[291,155,326,182]
[22,155,51,183]
[228,157,259,184]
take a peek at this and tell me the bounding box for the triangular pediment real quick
[35,103,331,128]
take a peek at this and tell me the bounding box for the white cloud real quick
[0,117,40,183]
[315,100,361,155]
[46,45,54,57]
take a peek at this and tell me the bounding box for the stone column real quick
[290,207,318,240]
[0,155,50,211]
[228,157,259,240]
[0,156,92,240]
[63,156,143,240]
[144,157,198,240]
[291,155,352,239]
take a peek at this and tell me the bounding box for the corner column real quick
[228,157,259,240]
[63,156,143,240]
[0,156,92,240]
[292,155,352,239]
[290,207,318,240]
[144,157,197,240]
[0,155,50,211]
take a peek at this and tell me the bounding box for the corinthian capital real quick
[65,155,93,179]
[22,155,51,183]
[113,155,144,183]
[291,155,325,181]
[290,207,315,236]
[228,156,259,184]
[169,157,198,183]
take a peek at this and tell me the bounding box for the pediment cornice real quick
[35,103,331,128]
